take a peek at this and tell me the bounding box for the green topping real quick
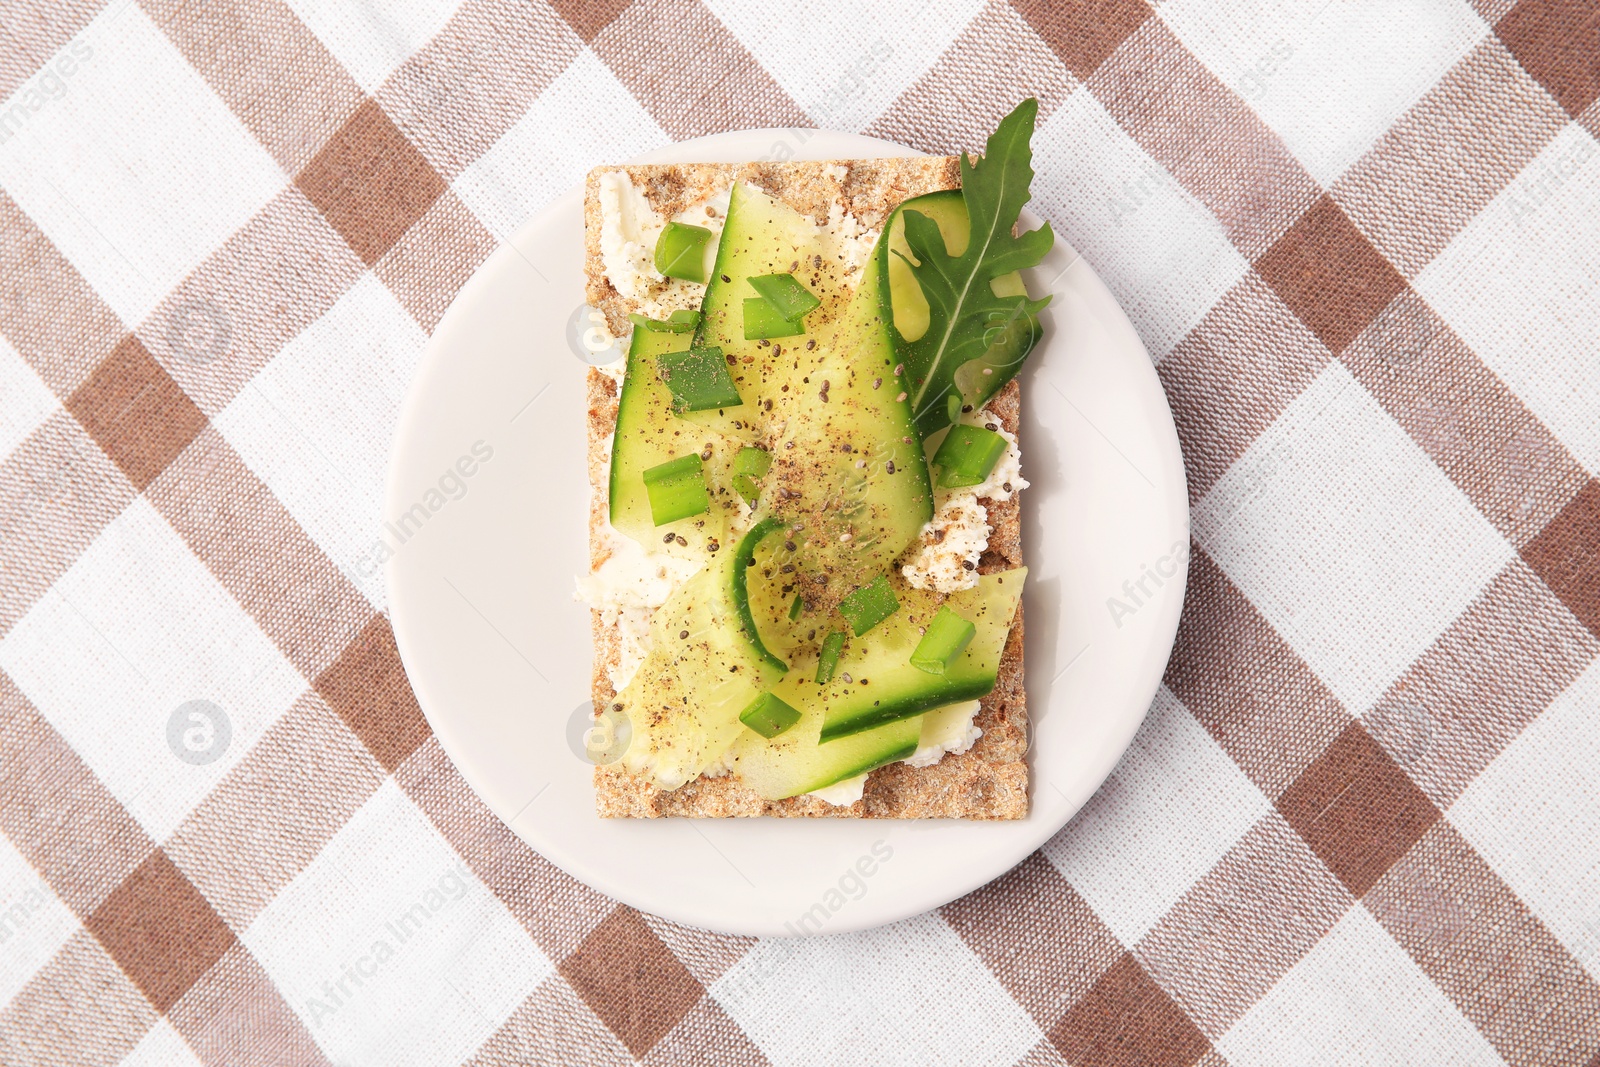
[657,346,742,413]
[642,454,709,526]
[654,221,714,283]
[931,424,1008,489]
[739,691,801,739]
[838,575,899,637]
[629,309,700,333]
[729,517,789,673]
[910,606,977,674]
[748,273,821,322]
[894,98,1053,438]
[731,446,773,504]
[816,630,846,685]
[789,594,804,621]
[742,297,806,339]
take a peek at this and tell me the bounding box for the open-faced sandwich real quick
[578,100,1053,818]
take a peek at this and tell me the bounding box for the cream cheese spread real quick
[900,406,1026,593]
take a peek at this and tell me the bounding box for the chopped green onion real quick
[748,273,822,321]
[739,691,801,739]
[909,606,977,674]
[657,346,742,413]
[731,446,773,504]
[628,309,700,333]
[931,424,1008,489]
[789,593,804,621]
[654,222,713,283]
[816,630,846,685]
[742,297,806,340]
[838,575,899,637]
[729,516,789,674]
[641,454,709,525]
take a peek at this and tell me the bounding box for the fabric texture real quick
[1,1,1599,1064]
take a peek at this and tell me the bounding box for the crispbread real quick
[584,158,1028,818]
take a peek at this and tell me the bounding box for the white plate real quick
[386,129,1188,937]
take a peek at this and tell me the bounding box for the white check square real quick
[1218,906,1503,1066]
[1413,122,1600,477]
[1043,686,1270,944]
[285,0,465,94]
[701,0,985,132]
[0,6,285,326]
[243,780,549,1067]
[0,499,306,840]
[215,273,428,612]
[0,832,79,1011]
[0,335,58,459]
[713,913,1039,1067]
[1032,88,1251,359]
[1452,658,1600,979]
[453,49,668,242]
[1194,362,1513,714]
[1158,0,1487,186]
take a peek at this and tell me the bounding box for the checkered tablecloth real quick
[1,0,1598,1064]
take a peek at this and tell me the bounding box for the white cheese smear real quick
[900,406,1027,593]
[597,170,729,319]
[575,530,702,691]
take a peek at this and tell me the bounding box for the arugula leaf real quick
[894,98,1053,439]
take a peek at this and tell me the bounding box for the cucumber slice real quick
[608,325,742,545]
[724,683,921,800]
[751,249,933,615]
[613,550,785,789]
[689,183,846,443]
[817,569,1025,742]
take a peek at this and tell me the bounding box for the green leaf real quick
[894,98,1053,439]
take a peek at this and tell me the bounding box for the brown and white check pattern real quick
[0,0,1597,1063]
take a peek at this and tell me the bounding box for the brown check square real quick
[1050,953,1211,1067]
[314,614,431,773]
[1521,478,1600,639]
[1012,0,1153,81]
[1277,722,1440,898]
[1496,0,1600,118]
[1254,196,1408,356]
[560,906,704,1060]
[65,335,207,494]
[296,99,448,266]
[85,850,237,1014]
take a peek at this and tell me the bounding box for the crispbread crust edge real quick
[584,157,1028,819]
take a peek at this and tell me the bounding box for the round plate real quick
[386,129,1188,937]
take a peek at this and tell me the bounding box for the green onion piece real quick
[641,454,709,526]
[789,593,804,621]
[657,346,742,413]
[837,575,899,637]
[654,222,713,283]
[742,297,806,340]
[731,446,773,504]
[931,424,1009,489]
[816,630,846,685]
[909,606,977,675]
[628,309,700,333]
[729,517,789,674]
[739,691,801,739]
[748,273,822,321]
